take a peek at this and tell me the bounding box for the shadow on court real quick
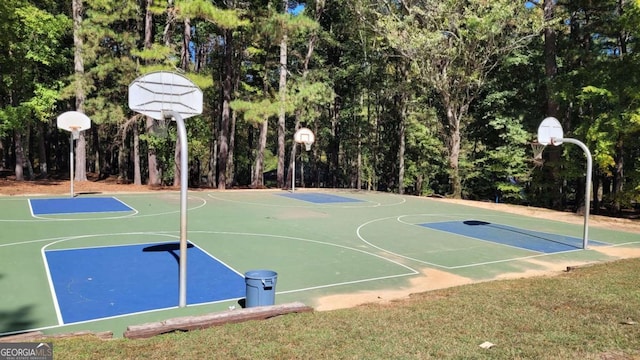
[0,305,37,335]
[462,220,584,250]
[420,219,600,253]
[143,243,195,264]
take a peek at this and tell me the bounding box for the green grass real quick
[50,258,640,359]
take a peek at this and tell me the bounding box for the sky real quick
[290,4,305,15]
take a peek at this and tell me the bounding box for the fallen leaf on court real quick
[479,341,495,349]
[620,318,637,325]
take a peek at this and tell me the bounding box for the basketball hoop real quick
[128,71,203,309]
[291,127,315,193]
[531,141,546,167]
[70,126,81,140]
[294,127,315,151]
[56,111,92,198]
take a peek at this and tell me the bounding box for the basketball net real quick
[152,118,169,138]
[304,141,312,151]
[531,142,546,167]
[70,126,81,140]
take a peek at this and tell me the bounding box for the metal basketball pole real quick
[69,135,74,198]
[166,110,189,308]
[292,147,296,193]
[555,137,592,249]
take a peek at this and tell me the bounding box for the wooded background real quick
[1,0,639,215]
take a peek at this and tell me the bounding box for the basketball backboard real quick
[57,111,91,140]
[128,71,203,120]
[294,127,315,151]
[537,117,564,145]
[294,127,315,143]
[57,111,91,132]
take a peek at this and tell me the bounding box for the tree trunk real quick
[285,5,321,189]
[611,0,627,214]
[286,121,301,190]
[612,136,624,214]
[133,120,141,185]
[0,138,6,170]
[37,121,48,178]
[144,0,160,186]
[146,117,161,185]
[276,0,288,189]
[163,0,174,46]
[91,124,99,174]
[118,141,129,184]
[23,124,33,180]
[227,44,243,188]
[251,118,269,188]
[357,124,362,190]
[75,133,87,181]
[592,169,601,214]
[543,0,564,209]
[173,136,181,187]
[396,61,409,195]
[445,102,462,198]
[330,99,340,188]
[13,131,25,181]
[207,137,217,187]
[217,29,233,189]
[226,110,237,187]
[543,0,559,118]
[181,17,191,71]
[73,0,87,182]
[398,114,406,195]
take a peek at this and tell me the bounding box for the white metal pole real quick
[167,110,189,308]
[556,137,592,249]
[292,146,296,193]
[70,135,74,198]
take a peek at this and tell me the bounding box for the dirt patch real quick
[593,245,640,258]
[315,268,473,311]
[434,198,640,234]
[0,176,161,196]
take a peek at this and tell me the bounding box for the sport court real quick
[0,190,638,337]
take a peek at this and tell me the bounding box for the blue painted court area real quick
[420,220,607,253]
[29,197,133,215]
[278,192,364,204]
[45,242,245,324]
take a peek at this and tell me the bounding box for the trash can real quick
[244,270,278,308]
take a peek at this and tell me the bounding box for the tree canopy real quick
[2,0,640,215]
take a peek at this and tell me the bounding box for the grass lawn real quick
[50,257,640,359]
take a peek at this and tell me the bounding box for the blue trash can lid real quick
[245,269,277,278]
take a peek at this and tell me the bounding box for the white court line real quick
[0,194,207,222]
[206,192,407,208]
[276,273,418,295]
[29,196,137,218]
[41,232,180,325]
[188,230,419,276]
[356,214,606,270]
[32,230,418,328]
[400,216,549,256]
[189,241,246,278]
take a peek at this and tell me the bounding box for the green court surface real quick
[1,189,638,338]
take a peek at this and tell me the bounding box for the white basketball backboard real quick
[537,117,564,146]
[57,111,91,132]
[294,127,315,144]
[128,71,203,120]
